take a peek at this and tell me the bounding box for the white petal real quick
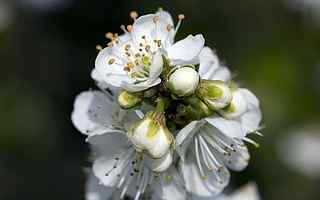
[152,167,187,200]
[198,47,220,79]
[91,69,120,99]
[95,46,131,88]
[93,156,124,187]
[167,34,205,65]
[132,11,174,49]
[240,108,262,133]
[205,117,246,139]
[210,66,232,81]
[145,150,173,172]
[176,121,204,161]
[87,132,128,158]
[239,89,261,133]
[221,143,250,171]
[240,89,260,108]
[181,158,230,199]
[149,50,164,80]
[120,78,161,92]
[85,172,114,200]
[176,121,201,146]
[71,91,115,136]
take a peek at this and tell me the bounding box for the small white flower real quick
[167,66,200,97]
[94,10,204,92]
[72,90,183,199]
[176,47,262,198]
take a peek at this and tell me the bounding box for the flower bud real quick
[118,90,143,109]
[183,96,213,118]
[167,66,200,97]
[221,89,248,119]
[197,80,232,110]
[128,99,173,158]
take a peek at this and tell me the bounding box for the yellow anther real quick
[145,45,151,52]
[130,11,138,20]
[108,58,115,65]
[153,15,160,23]
[107,42,113,47]
[178,14,185,20]
[105,32,114,40]
[126,25,133,32]
[124,44,131,51]
[166,24,173,31]
[96,45,103,51]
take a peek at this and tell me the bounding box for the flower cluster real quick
[72,9,262,200]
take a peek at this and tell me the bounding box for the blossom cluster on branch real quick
[72,9,262,200]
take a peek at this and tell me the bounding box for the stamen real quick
[166,24,173,32]
[199,135,223,170]
[130,11,138,21]
[95,45,103,51]
[175,14,185,36]
[243,137,260,148]
[120,25,128,34]
[105,32,114,40]
[108,58,115,65]
[153,16,160,23]
[126,25,133,32]
[195,137,207,180]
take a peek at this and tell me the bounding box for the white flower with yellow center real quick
[71,91,184,199]
[93,10,204,92]
[176,47,262,199]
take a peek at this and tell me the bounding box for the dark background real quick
[1,0,320,199]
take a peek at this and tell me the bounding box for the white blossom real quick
[176,47,262,198]
[71,91,183,199]
[94,11,204,92]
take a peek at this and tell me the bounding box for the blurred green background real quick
[1,0,320,199]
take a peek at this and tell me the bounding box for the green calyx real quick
[118,90,143,109]
[197,80,224,99]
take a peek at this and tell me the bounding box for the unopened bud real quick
[127,99,173,159]
[167,66,200,97]
[197,80,232,110]
[118,90,143,109]
[221,89,248,119]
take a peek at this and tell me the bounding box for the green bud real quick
[118,90,143,109]
[183,96,213,118]
[196,80,233,110]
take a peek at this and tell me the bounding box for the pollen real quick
[130,11,138,20]
[95,45,103,51]
[178,14,185,20]
[105,32,114,40]
[166,24,173,31]
[153,15,160,23]
[126,25,133,32]
[108,58,115,65]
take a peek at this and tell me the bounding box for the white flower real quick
[167,66,200,97]
[216,182,260,200]
[94,10,204,92]
[176,47,262,198]
[72,90,182,199]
